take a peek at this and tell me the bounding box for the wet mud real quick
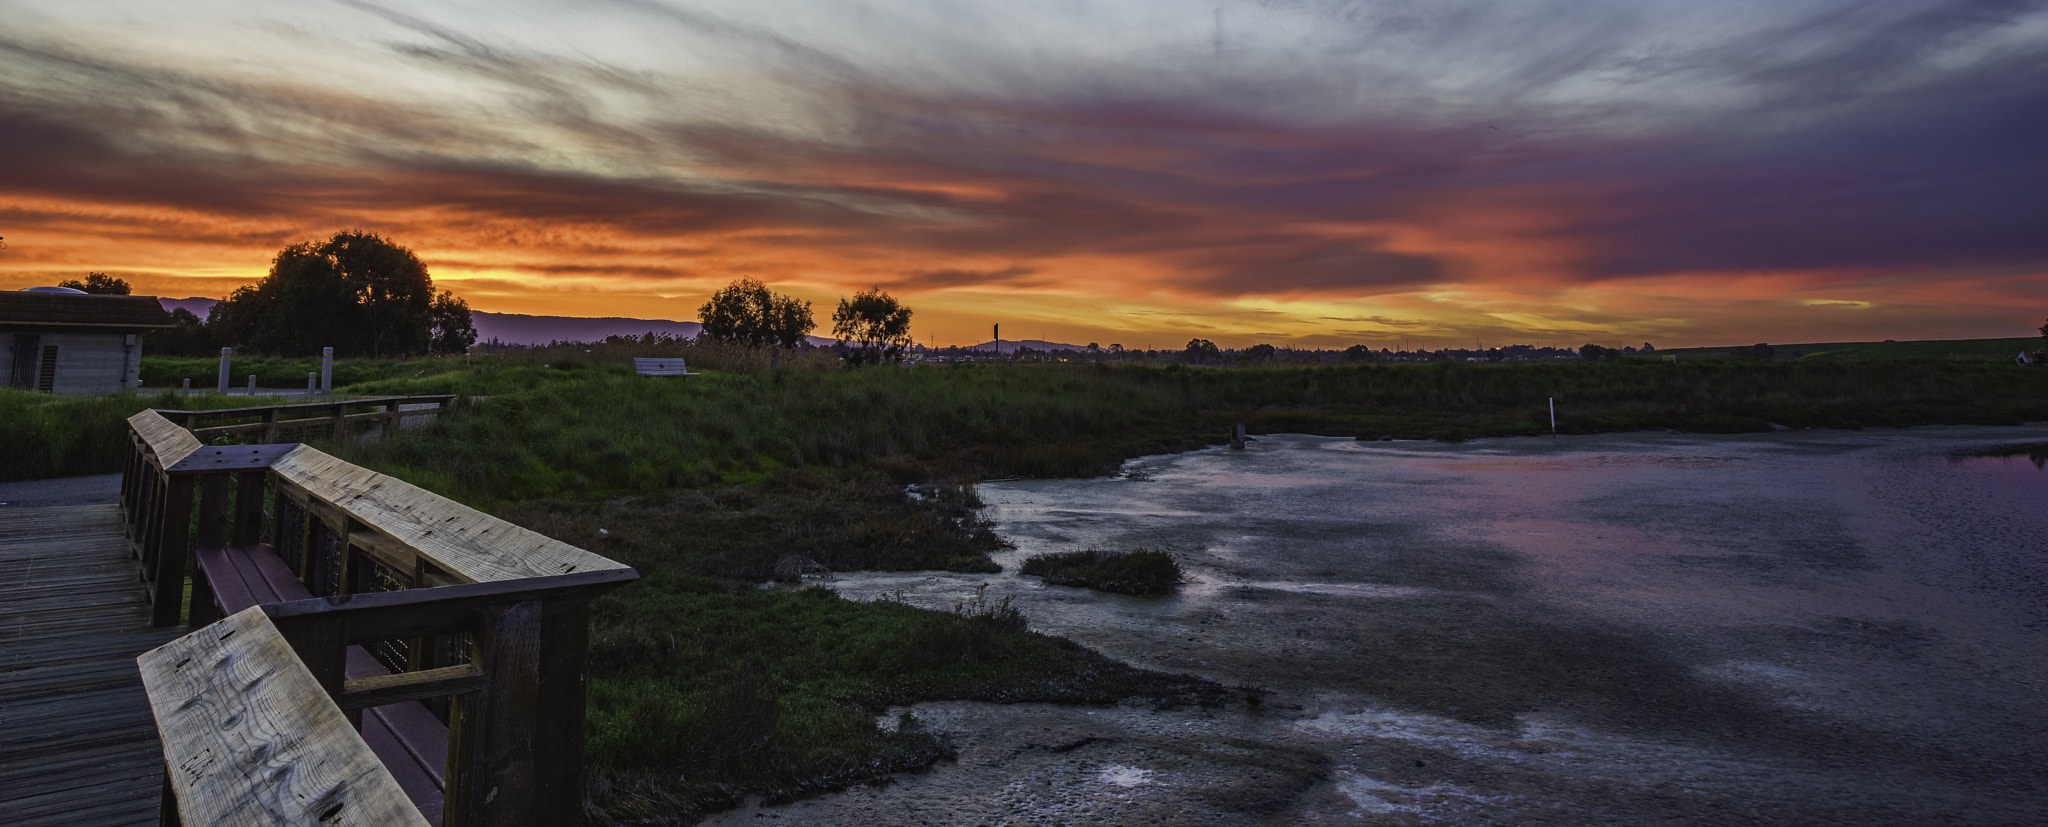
[707,427,2048,825]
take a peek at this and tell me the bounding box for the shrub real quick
[1020,548,1184,594]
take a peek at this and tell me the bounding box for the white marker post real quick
[320,347,334,395]
[1550,397,1557,436]
[216,347,232,394]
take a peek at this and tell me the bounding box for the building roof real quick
[0,291,175,330]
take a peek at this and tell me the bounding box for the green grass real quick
[335,358,2048,506]
[0,389,269,482]
[580,578,1230,822]
[1020,548,1184,594]
[139,355,464,390]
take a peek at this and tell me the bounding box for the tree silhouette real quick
[58,272,131,295]
[211,231,455,356]
[831,286,913,365]
[698,278,816,368]
[1183,338,1220,364]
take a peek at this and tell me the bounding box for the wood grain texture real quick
[126,409,203,469]
[0,504,182,827]
[270,445,630,584]
[138,607,429,827]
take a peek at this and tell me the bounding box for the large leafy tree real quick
[697,277,816,368]
[1183,338,1219,364]
[212,231,465,357]
[58,272,131,294]
[830,286,913,365]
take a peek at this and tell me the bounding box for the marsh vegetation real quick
[7,346,2047,819]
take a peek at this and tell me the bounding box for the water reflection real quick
[800,426,2048,825]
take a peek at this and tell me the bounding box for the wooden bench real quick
[632,357,695,377]
[193,545,450,824]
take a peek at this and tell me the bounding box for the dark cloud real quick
[4,0,2048,312]
[886,266,1044,291]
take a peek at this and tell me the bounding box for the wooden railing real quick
[121,409,637,826]
[153,395,457,444]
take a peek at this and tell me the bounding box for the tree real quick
[1343,344,1374,363]
[144,307,216,355]
[1183,338,1220,364]
[1245,343,1277,362]
[1579,343,1608,361]
[58,272,131,295]
[831,286,913,365]
[212,231,443,356]
[429,290,477,355]
[698,278,816,368]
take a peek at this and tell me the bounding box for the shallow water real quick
[713,427,2048,825]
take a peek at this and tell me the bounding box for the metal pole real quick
[181,378,190,392]
[247,374,256,395]
[217,347,232,394]
[1549,397,1557,436]
[308,372,317,395]
[320,347,334,395]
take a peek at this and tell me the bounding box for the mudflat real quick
[713,426,2048,825]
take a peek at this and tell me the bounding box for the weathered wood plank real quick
[270,445,630,584]
[138,607,430,827]
[126,409,204,469]
[341,663,484,711]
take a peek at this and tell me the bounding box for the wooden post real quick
[150,476,195,627]
[287,614,352,724]
[263,408,282,443]
[533,599,592,824]
[233,470,266,547]
[445,600,543,827]
[331,403,347,442]
[196,475,230,549]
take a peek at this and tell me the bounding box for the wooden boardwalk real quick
[0,504,181,827]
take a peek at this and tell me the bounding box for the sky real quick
[3,0,2046,350]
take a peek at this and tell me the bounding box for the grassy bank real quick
[581,579,1232,822]
[1021,548,1184,594]
[339,358,2048,507]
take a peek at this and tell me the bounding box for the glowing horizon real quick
[4,1,2046,350]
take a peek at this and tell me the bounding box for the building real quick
[2,287,173,394]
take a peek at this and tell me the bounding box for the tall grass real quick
[138,355,463,389]
[0,389,259,482]
[338,358,2048,509]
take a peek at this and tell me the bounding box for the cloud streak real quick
[1,0,2045,347]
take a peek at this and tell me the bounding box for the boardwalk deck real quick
[1,504,181,827]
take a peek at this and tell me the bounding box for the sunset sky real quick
[4,0,2046,349]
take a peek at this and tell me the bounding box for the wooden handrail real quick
[139,607,433,827]
[153,395,456,443]
[122,407,639,826]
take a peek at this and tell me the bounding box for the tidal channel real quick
[710,426,2048,825]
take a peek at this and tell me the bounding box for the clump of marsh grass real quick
[1020,547,1184,595]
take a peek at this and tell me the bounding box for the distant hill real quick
[158,297,218,317]
[1655,337,2042,362]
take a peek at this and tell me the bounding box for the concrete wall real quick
[2,331,142,395]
